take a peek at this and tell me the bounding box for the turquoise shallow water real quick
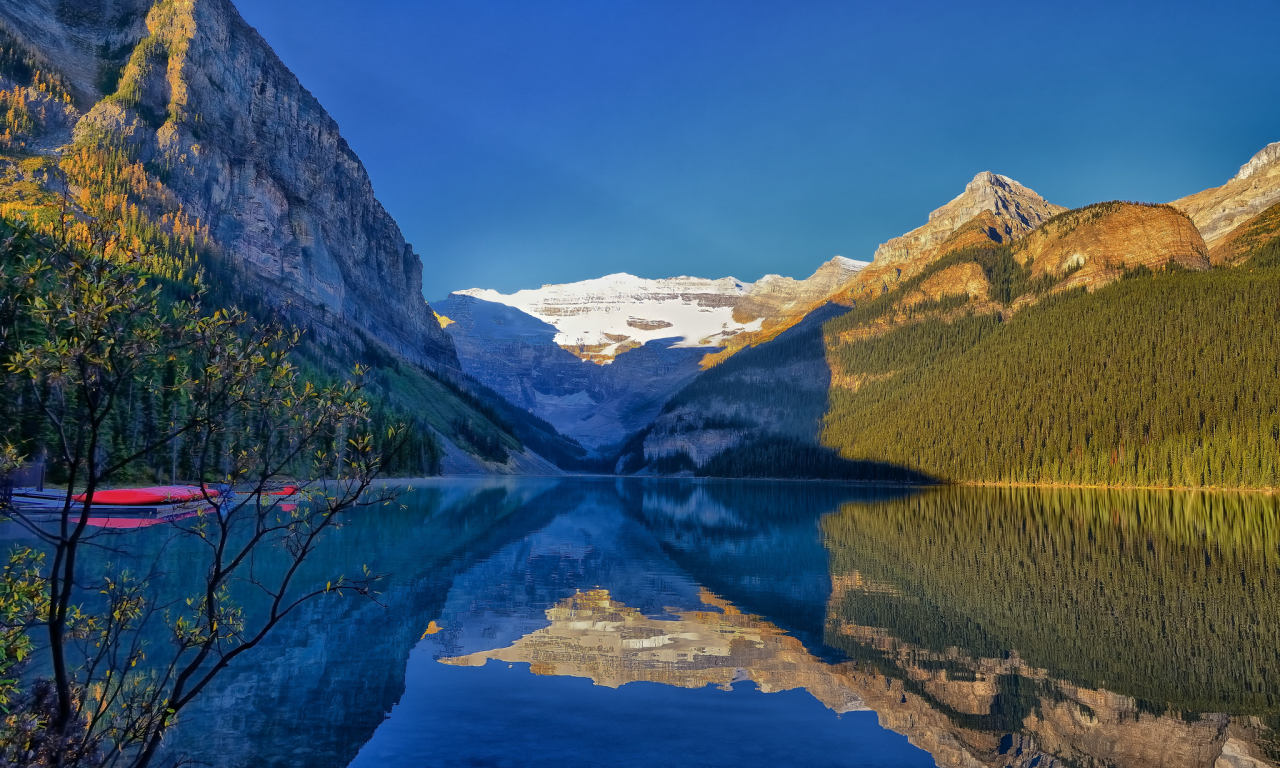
[8,478,1280,767]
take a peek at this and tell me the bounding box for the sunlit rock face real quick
[1173,141,1280,253]
[831,172,1063,305]
[1012,202,1209,292]
[0,0,458,370]
[874,173,1065,267]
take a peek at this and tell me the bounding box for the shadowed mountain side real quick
[615,303,938,483]
[436,293,709,452]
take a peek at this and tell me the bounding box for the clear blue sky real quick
[237,0,1280,299]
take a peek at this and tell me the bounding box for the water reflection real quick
[821,487,1280,767]
[17,478,1274,767]
[441,588,865,712]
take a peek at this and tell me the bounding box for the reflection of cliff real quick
[441,588,866,714]
[155,479,570,768]
[819,487,1280,768]
[826,617,1276,768]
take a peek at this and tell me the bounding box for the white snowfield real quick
[454,258,869,362]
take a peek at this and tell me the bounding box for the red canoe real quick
[72,486,219,505]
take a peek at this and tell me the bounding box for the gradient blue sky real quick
[238,0,1280,299]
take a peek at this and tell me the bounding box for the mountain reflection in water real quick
[99,479,1278,767]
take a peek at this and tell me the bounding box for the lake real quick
[12,478,1280,767]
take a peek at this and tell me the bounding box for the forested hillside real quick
[822,241,1280,488]
[614,304,932,482]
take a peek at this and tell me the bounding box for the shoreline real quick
[404,474,1280,495]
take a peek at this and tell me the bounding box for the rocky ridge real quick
[455,256,868,365]
[874,172,1065,265]
[838,172,1064,301]
[1173,142,1280,253]
[1208,202,1280,266]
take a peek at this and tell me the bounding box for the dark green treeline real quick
[823,264,1280,488]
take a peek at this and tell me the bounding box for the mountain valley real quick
[2,0,1279,489]
[444,142,1280,488]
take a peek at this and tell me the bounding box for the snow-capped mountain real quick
[452,256,868,364]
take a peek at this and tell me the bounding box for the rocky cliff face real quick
[1014,202,1210,290]
[0,0,457,370]
[1173,142,1280,254]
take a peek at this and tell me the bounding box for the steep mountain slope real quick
[0,0,576,474]
[821,252,1275,489]
[1,0,455,369]
[1172,141,1280,255]
[613,304,932,483]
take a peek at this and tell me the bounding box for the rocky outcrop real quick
[1013,202,1209,291]
[0,0,458,370]
[1172,141,1280,250]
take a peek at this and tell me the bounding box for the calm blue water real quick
[10,478,1279,767]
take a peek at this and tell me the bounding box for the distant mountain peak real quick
[451,258,867,365]
[876,171,1064,266]
[1232,141,1280,182]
